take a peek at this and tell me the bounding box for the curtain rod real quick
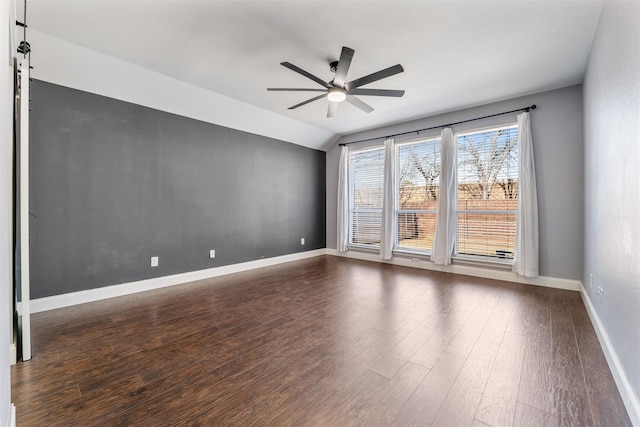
[339,104,536,146]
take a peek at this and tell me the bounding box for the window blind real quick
[456,125,519,258]
[349,148,385,247]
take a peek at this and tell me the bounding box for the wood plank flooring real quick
[11,256,632,426]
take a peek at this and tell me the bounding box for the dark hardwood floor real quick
[12,256,632,426]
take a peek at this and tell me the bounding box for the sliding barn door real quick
[15,56,31,361]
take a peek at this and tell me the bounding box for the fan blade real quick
[267,88,327,92]
[327,101,338,118]
[346,95,374,114]
[333,46,355,88]
[288,93,327,110]
[348,88,405,97]
[345,64,404,90]
[281,62,331,89]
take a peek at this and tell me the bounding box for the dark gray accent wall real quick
[29,80,326,299]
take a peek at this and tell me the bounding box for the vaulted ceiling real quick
[17,0,603,150]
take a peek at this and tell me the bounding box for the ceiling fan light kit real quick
[268,46,405,118]
[327,87,347,103]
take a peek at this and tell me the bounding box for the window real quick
[395,137,441,253]
[349,147,385,248]
[344,122,523,264]
[456,125,519,259]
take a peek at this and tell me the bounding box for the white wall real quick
[26,30,337,151]
[327,85,585,281]
[583,0,640,423]
[1,1,16,425]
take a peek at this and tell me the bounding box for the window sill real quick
[394,248,431,258]
[342,247,514,273]
[347,244,380,254]
[452,254,513,270]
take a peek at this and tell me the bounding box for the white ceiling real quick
[18,0,603,147]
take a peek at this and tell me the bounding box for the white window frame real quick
[347,146,385,250]
[454,124,519,264]
[394,136,441,256]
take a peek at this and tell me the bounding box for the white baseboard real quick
[579,283,640,427]
[326,249,581,291]
[20,248,580,315]
[9,343,16,366]
[18,249,326,314]
[8,404,15,427]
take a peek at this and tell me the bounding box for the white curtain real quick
[431,128,457,265]
[381,138,396,260]
[336,145,349,253]
[513,112,539,277]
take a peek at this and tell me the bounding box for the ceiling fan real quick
[268,46,405,118]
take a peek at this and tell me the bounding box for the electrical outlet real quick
[590,273,593,290]
[596,286,604,305]
[301,238,305,245]
[151,256,159,267]
[209,249,216,259]
[412,257,420,263]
